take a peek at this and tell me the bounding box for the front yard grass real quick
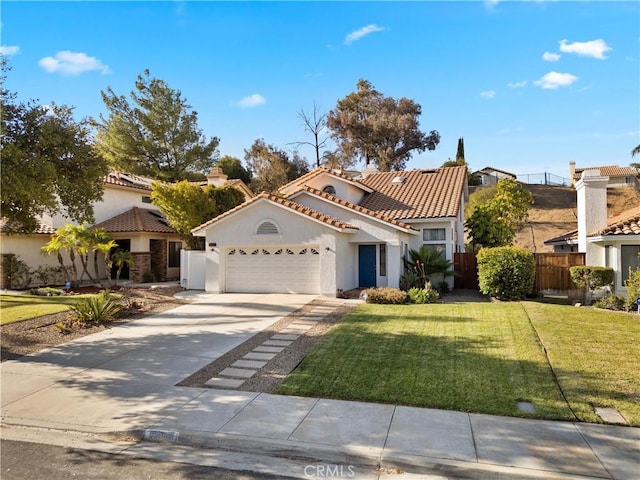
[277,301,640,426]
[0,294,96,325]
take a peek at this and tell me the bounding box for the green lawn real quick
[277,301,640,426]
[0,294,95,325]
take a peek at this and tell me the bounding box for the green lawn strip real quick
[522,302,640,426]
[0,294,96,325]
[277,302,573,420]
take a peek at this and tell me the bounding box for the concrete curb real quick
[140,426,611,480]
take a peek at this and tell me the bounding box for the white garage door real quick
[225,246,321,294]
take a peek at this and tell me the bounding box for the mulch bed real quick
[0,286,188,362]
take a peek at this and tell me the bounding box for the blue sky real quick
[2,1,639,181]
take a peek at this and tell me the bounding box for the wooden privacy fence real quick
[453,252,585,292]
[534,253,585,292]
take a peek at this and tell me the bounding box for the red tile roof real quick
[592,205,640,236]
[357,166,467,219]
[573,165,639,181]
[289,186,417,232]
[93,207,177,234]
[0,219,56,235]
[103,172,155,191]
[192,193,358,233]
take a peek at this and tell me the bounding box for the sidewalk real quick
[1,292,638,479]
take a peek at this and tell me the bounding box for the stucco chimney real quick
[575,170,608,255]
[569,161,576,185]
[361,163,379,178]
[207,167,228,186]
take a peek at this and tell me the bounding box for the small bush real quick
[362,287,407,304]
[400,271,423,291]
[593,294,626,311]
[436,280,450,295]
[624,267,640,312]
[70,290,123,325]
[408,282,440,304]
[570,266,614,305]
[28,287,64,296]
[477,247,535,300]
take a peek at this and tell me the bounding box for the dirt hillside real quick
[514,185,640,253]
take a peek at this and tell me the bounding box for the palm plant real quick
[404,245,454,287]
[91,229,117,287]
[111,250,134,286]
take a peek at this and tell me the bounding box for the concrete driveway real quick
[1,293,315,434]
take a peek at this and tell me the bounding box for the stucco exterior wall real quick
[301,174,367,205]
[199,201,351,294]
[51,185,157,227]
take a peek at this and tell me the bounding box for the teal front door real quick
[358,245,376,288]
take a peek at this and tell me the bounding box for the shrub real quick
[593,294,626,311]
[362,287,407,304]
[570,266,614,305]
[399,271,422,291]
[2,254,32,289]
[70,290,123,325]
[408,282,439,304]
[28,287,64,296]
[624,266,640,312]
[477,247,535,300]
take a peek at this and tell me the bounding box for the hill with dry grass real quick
[514,185,640,252]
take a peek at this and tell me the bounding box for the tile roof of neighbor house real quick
[288,186,417,232]
[357,166,467,220]
[572,165,639,181]
[103,172,155,191]
[474,166,517,178]
[592,205,640,236]
[0,219,56,235]
[544,229,578,245]
[93,207,176,234]
[192,193,359,234]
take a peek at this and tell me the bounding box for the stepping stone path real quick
[204,303,342,389]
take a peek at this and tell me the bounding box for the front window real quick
[423,228,446,256]
[379,244,387,276]
[168,241,182,268]
[622,245,640,284]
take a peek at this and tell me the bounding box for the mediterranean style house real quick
[569,161,639,189]
[0,168,253,288]
[183,165,468,295]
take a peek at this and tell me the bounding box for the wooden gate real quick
[454,252,478,290]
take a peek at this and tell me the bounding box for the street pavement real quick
[1,292,638,479]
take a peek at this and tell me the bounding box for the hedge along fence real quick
[569,266,614,305]
[477,247,536,300]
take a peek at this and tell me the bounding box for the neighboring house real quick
[471,166,517,186]
[547,170,640,293]
[0,168,253,288]
[185,166,468,295]
[569,161,639,189]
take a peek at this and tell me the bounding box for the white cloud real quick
[542,51,560,62]
[559,39,611,60]
[534,71,578,89]
[344,24,386,45]
[0,45,19,56]
[233,94,266,108]
[508,80,527,88]
[480,90,496,99]
[38,51,110,75]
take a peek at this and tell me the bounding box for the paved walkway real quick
[1,292,638,479]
